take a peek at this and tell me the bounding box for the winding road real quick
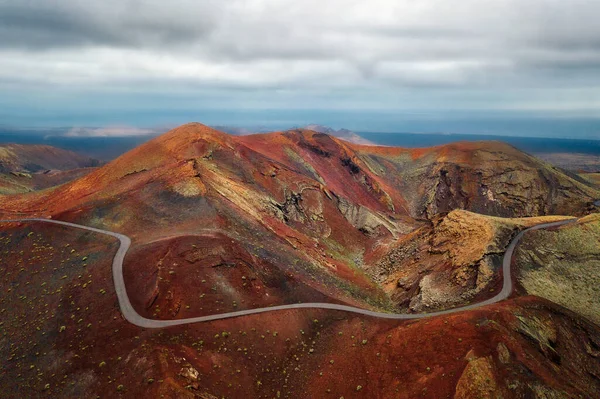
[0,217,577,328]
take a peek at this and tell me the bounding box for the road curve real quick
[0,217,577,328]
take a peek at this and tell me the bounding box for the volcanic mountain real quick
[1,123,600,398]
[1,123,598,314]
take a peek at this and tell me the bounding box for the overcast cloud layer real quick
[1,0,600,131]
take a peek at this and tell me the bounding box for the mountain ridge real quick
[2,122,597,223]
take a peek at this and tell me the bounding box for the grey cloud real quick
[0,0,218,49]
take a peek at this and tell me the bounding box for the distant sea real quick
[359,132,600,156]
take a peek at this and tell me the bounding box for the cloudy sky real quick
[1,0,600,136]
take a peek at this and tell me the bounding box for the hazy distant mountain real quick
[303,124,373,145]
[210,124,373,145]
[210,125,256,135]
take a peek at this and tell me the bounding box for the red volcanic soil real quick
[0,221,121,397]
[1,222,600,398]
[123,233,337,319]
[297,296,600,399]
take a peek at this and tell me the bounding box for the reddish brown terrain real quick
[1,123,600,398]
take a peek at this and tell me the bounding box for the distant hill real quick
[210,125,255,135]
[360,131,600,173]
[303,124,373,145]
[210,124,373,145]
[0,127,161,160]
[0,143,98,173]
[0,144,99,194]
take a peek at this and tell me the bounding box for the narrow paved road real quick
[0,217,577,328]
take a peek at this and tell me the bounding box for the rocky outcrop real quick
[335,195,408,238]
[372,210,573,312]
